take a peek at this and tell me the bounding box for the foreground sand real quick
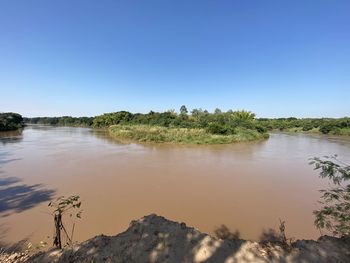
[2,214,350,263]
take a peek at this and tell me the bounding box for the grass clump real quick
[109,125,268,144]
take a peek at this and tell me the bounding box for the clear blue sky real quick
[0,1,349,118]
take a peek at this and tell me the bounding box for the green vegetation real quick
[25,116,94,127]
[0,112,24,131]
[309,155,350,236]
[93,108,268,144]
[109,125,268,144]
[23,108,350,143]
[257,117,350,135]
[22,108,269,144]
[92,108,262,130]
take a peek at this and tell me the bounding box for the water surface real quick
[1,126,350,246]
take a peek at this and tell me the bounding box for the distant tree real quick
[179,105,189,121]
[309,155,350,236]
[180,105,188,116]
[214,108,222,115]
[230,110,256,121]
[191,108,198,115]
[0,112,24,131]
[25,116,93,127]
[191,108,204,119]
[228,110,256,130]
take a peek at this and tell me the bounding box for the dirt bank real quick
[2,214,350,263]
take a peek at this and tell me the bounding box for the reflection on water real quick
[0,130,23,145]
[0,125,350,246]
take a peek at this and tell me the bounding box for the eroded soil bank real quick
[2,214,350,263]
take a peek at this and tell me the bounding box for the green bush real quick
[302,124,314,131]
[320,123,334,134]
[255,125,267,133]
[206,123,231,135]
[309,156,350,236]
[0,112,24,131]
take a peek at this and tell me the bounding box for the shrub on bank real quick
[0,112,24,131]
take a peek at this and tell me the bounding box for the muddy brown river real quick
[1,125,350,247]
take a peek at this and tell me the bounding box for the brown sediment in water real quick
[0,126,350,247]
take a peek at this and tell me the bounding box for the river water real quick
[1,125,350,246]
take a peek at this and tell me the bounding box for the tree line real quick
[258,117,350,135]
[25,107,264,136]
[91,107,264,136]
[24,116,94,127]
[13,106,350,136]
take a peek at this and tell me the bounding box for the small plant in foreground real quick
[309,155,350,237]
[260,219,293,246]
[25,241,48,254]
[49,195,82,249]
[277,219,294,247]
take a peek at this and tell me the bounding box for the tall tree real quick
[214,108,222,115]
[180,105,188,116]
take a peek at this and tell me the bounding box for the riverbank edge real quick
[272,127,350,136]
[20,123,350,140]
[108,124,269,145]
[0,123,25,132]
[3,214,349,263]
